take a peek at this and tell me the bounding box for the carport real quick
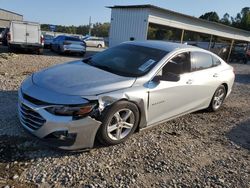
[108,5,250,62]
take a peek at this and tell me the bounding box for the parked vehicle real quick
[0,27,6,42]
[1,28,9,45]
[43,34,54,49]
[18,41,235,150]
[51,35,86,55]
[83,36,105,48]
[247,49,250,58]
[230,44,249,64]
[7,21,44,54]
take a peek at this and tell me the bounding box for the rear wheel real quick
[207,85,226,112]
[57,46,63,54]
[36,48,43,55]
[97,101,139,145]
[81,52,86,57]
[97,44,102,48]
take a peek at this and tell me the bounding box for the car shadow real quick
[235,74,250,84]
[0,90,106,163]
[0,45,102,58]
[226,119,250,151]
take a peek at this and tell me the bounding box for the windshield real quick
[86,44,168,77]
[65,36,81,41]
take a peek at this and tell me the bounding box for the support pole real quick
[227,39,234,63]
[208,35,213,50]
[88,16,92,36]
[180,29,185,43]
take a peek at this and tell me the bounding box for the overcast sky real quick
[1,0,249,26]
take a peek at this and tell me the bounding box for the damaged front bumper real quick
[17,89,101,150]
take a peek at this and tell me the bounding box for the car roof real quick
[124,40,199,52]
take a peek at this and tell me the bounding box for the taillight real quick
[40,36,44,45]
[7,32,11,41]
[63,41,71,45]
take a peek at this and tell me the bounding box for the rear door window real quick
[191,52,213,71]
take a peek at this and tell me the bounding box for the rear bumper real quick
[9,42,43,50]
[63,45,86,53]
[17,89,101,150]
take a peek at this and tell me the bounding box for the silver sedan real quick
[18,41,235,150]
[51,35,86,55]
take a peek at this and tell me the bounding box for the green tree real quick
[240,7,250,31]
[91,22,110,37]
[220,13,231,25]
[199,11,220,22]
[41,22,110,36]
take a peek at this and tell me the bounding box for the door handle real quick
[213,73,219,77]
[186,79,193,84]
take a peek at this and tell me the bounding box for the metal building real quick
[108,5,250,61]
[0,8,23,28]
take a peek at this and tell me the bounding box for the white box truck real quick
[7,21,44,54]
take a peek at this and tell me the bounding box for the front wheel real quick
[207,85,226,112]
[97,101,139,146]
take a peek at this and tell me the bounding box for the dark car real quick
[44,34,54,49]
[0,27,6,42]
[1,28,9,46]
[230,45,248,64]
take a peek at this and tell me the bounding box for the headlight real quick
[46,104,96,118]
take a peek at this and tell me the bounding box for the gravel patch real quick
[0,48,249,187]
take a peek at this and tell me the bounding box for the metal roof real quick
[108,4,250,42]
[124,40,197,52]
[0,8,23,17]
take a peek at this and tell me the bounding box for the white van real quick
[83,36,105,48]
[7,21,44,54]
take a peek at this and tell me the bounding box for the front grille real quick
[22,93,51,105]
[19,103,46,130]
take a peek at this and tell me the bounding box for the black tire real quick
[207,85,226,112]
[97,44,102,48]
[8,45,15,53]
[81,52,86,57]
[8,45,13,53]
[50,45,54,52]
[37,48,43,55]
[243,58,248,64]
[57,46,62,54]
[97,101,140,146]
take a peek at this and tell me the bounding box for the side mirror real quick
[153,72,180,82]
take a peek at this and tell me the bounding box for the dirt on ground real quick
[0,47,249,188]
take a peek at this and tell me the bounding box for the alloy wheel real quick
[107,108,135,141]
[213,88,226,110]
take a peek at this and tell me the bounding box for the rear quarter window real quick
[212,56,221,67]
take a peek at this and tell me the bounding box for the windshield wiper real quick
[82,57,93,64]
[82,58,113,73]
[93,64,114,73]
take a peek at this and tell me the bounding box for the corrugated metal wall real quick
[109,8,149,47]
[0,9,23,28]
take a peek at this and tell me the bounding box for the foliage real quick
[200,7,250,31]
[199,12,220,22]
[41,6,250,38]
[41,22,110,37]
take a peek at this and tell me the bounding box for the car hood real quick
[32,61,136,96]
